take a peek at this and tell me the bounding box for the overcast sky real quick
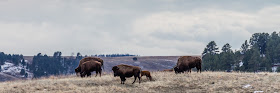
[0,0,280,56]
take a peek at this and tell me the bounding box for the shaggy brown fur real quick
[141,71,152,81]
[174,56,201,74]
[75,57,103,76]
[80,60,102,77]
[112,64,141,84]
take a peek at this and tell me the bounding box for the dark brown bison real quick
[174,56,202,74]
[80,60,102,77]
[141,71,152,81]
[112,64,141,84]
[75,57,103,76]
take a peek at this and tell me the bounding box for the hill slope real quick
[0,72,279,92]
[0,72,19,82]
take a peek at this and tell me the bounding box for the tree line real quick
[202,31,280,72]
[0,51,139,78]
[93,54,138,57]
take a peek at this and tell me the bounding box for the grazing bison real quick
[80,60,102,77]
[75,57,104,76]
[141,71,152,81]
[174,56,202,74]
[112,64,141,84]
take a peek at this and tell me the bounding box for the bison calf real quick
[141,71,152,81]
[80,61,102,77]
[112,64,141,84]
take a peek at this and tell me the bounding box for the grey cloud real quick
[0,0,280,56]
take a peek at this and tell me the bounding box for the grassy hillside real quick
[0,71,279,93]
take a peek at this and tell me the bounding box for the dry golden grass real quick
[0,72,280,93]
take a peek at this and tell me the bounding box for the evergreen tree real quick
[241,40,249,54]
[21,58,26,66]
[202,41,220,71]
[249,33,269,56]
[221,43,232,53]
[0,52,6,65]
[202,41,219,56]
[31,53,64,77]
[25,73,28,78]
[247,48,261,72]
[20,69,25,75]
[219,43,234,71]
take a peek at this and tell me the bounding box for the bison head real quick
[75,68,80,76]
[174,67,179,74]
[112,66,119,77]
[174,66,183,74]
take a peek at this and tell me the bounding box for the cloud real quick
[130,7,280,55]
[0,0,280,56]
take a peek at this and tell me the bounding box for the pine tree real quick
[25,73,28,78]
[221,43,232,53]
[247,48,261,72]
[21,58,26,66]
[241,40,249,54]
[202,41,220,71]
[202,41,219,56]
[20,69,25,75]
[219,43,234,71]
[249,33,269,56]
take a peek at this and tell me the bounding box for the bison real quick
[174,56,202,74]
[75,57,104,76]
[80,60,102,77]
[141,71,152,81]
[112,64,141,84]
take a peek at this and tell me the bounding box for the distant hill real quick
[0,72,19,82]
[23,56,201,72]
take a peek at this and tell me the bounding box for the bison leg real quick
[80,74,84,78]
[196,66,201,73]
[138,76,141,84]
[132,76,137,84]
[87,72,91,77]
[99,69,102,77]
[95,71,98,77]
[197,68,200,73]
[120,76,126,84]
[120,77,123,84]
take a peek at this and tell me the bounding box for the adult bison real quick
[75,57,103,76]
[174,56,202,74]
[80,60,102,77]
[112,64,141,84]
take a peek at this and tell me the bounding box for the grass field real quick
[0,71,279,93]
